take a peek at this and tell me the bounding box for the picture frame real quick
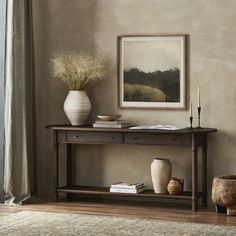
[117,34,187,109]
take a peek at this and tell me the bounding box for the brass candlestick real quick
[189,116,193,129]
[197,106,201,128]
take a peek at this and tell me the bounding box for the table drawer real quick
[65,131,123,144]
[125,133,184,146]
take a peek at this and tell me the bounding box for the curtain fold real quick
[4,0,37,204]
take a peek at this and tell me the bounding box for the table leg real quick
[192,135,198,212]
[53,130,59,202]
[202,143,208,207]
[67,144,73,200]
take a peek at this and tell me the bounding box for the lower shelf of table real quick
[57,185,204,200]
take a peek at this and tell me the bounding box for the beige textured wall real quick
[33,0,236,201]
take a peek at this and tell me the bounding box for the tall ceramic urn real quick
[64,90,91,126]
[151,158,172,194]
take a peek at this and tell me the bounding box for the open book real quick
[129,124,184,130]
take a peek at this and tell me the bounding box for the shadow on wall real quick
[207,130,236,204]
[36,0,104,199]
[208,131,236,176]
[75,145,105,186]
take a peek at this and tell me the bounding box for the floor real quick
[0,199,236,226]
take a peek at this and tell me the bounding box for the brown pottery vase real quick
[167,177,184,195]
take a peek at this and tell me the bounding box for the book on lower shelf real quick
[109,187,146,194]
[111,182,144,189]
[109,182,146,194]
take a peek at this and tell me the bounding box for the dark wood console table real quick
[47,124,217,212]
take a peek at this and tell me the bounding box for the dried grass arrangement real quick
[51,53,106,90]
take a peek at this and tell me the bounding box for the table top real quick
[46,124,217,134]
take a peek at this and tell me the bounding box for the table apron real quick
[57,130,206,147]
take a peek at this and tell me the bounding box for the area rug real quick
[0,211,235,236]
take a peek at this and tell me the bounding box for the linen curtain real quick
[4,0,37,204]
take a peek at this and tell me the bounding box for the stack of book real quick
[109,182,146,194]
[93,120,130,128]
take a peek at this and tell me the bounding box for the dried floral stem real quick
[51,53,106,90]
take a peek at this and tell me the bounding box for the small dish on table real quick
[97,114,121,121]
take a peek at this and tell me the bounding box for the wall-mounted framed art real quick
[117,34,187,109]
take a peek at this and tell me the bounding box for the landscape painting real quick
[118,35,187,109]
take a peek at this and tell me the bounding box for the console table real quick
[47,125,217,212]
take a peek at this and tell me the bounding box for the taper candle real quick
[190,101,192,117]
[198,85,200,107]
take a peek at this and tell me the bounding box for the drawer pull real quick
[134,137,138,140]
[74,135,79,138]
[111,137,115,140]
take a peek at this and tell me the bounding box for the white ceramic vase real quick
[63,90,91,126]
[151,158,172,194]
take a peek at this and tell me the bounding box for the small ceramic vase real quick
[151,158,172,194]
[167,177,184,195]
